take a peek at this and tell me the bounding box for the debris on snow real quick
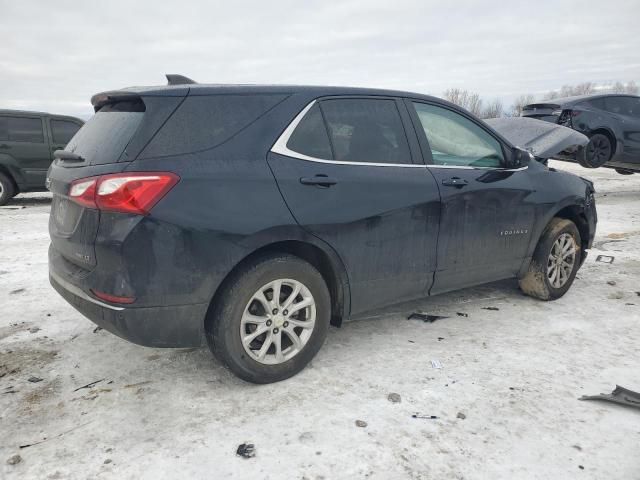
[431,359,443,369]
[355,420,368,428]
[27,376,43,383]
[73,379,105,392]
[407,313,449,323]
[482,306,500,311]
[608,291,624,300]
[437,337,445,341]
[607,280,616,286]
[6,454,22,465]
[596,255,615,264]
[29,326,41,333]
[456,412,466,420]
[236,443,255,459]
[93,326,103,333]
[9,288,25,295]
[412,414,438,420]
[579,385,640,410]
[387,393,401,403]
[456,312,468,317]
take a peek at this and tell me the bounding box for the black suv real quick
[48,77,596,383]
[0,110,84,205]
[522,94,640,174]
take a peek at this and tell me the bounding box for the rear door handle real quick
[441,177,468,188]
[300,175,338,187]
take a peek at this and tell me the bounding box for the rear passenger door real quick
[0,114,50,188]
[268,97,441,315]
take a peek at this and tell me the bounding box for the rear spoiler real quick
[90,91,143,112]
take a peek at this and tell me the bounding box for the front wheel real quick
[206,253,331,383]
[519,218,582,300]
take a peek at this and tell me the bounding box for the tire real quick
[580,133,612,168]
[0,172,16,206]
[205,253,331,384]
[615,168,635,175]
[519,218,582,301]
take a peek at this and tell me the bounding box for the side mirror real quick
[510,147,532,168]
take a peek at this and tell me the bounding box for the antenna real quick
[166,74,197,85]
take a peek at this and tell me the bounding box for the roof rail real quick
[166,74,197,86]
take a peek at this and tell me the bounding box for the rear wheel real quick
[206,253,331,383]
[580,133,612,168]
[519,218,582,300]
[0,172,17,206]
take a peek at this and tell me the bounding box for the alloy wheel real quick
[240,279,316,365]
[547,233,577,289]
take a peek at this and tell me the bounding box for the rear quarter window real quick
[141,94,287,158]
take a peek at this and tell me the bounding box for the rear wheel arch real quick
[205,240,349,330]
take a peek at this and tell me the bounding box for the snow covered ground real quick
[1,161,639,480]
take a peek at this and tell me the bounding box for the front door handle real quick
[300,175,338,187]
[442,177,468,188]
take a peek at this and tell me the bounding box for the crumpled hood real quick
[485,117,589,159]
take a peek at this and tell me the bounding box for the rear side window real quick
[412,102,504,168]
[51,120,81,145]
[286,104,333,159]
[142,94,287,158]
[605,96,638,116]
[320,99,411,164]
[65,100,145,165]
[0,116,44,143]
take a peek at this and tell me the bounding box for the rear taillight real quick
[91,289,136,305]
[69,172,179,215]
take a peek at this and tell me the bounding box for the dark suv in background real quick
[522,94,640,174]
[48,76,596,383]
[0,110,83,205]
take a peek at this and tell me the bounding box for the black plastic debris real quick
[355,420,368,428]
[579,385,640,410]
[437,337,445,341]
[456,412,466,419]
[9,288,25,295]
[236,443,255,459]
[27,376,43,383]
[73,379,105,392]
[482,307,500,311]
[408,313,449,323]
[596,255,615,264]
[456,312,468,317]
[6,454,21,465]
[93,326,103,333]
[412,414,438,419]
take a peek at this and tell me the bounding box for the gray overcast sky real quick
[1,0,639,118]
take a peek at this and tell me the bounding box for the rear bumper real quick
[50,270,207,348]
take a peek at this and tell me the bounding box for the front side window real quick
[320,98,411,164]
[2,116,44,143]
[412,102,504,168]
[51,120,81,145]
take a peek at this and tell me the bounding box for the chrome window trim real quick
[270,100,426,168]
[270,99,528,172]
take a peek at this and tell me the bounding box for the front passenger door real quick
[407,101,536,294]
